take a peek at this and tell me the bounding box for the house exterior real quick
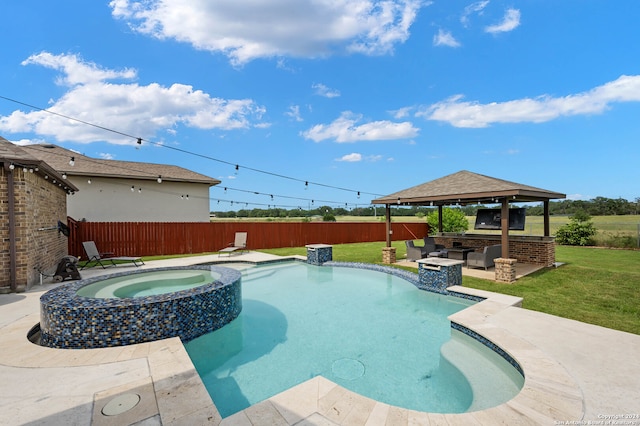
[23,144,220,222]
[0,137,78,292]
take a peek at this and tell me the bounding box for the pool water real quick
[184,262,522,418]
[75,269,220,298]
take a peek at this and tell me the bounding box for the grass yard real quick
[260,243,640,335]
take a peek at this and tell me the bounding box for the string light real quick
[131,186,135,192]
[8,163,14,170]
[69,157,75,166]
[0,96,389,209]
[62,173,67,180]
[0,95,384,199]
[87,178,92,184]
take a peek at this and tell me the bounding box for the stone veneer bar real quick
[39,265,241,349]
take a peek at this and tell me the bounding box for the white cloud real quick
[433,29,461,47]
[461,1,489,26]
[312,83,341,98]
[109,0,423,65]
[418,74,640,128]
[301,111,419,142]
[99,152,115,160]
[336,153,362,162]
[389,106,413,119]
[285,105,303,122]
[485,8,521,34]
[0,52,265,144]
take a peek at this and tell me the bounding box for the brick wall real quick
[0,168,69,292]
[434,233,556,267]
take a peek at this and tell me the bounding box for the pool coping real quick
[1,252,627,424]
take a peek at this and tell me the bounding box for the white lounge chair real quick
[219,232,248,257]
[81,241,144,269]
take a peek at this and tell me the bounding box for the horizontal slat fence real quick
[67,218,428,259]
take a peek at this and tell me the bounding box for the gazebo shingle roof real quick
[21,144,220,185]
[372,170,565,206]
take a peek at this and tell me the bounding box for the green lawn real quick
[260,243,640,335]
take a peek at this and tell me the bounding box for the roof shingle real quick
[21,144,220,185]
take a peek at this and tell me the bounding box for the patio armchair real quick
[467,244,502,270]
[423,237,446,254]
[405,240,428,262]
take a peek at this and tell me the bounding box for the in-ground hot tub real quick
[39,265,242,349]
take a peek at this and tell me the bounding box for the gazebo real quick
[372,171,566,282]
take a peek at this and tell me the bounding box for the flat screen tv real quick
[474,208,526,230]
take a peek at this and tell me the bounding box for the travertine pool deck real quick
[1,252,639,425]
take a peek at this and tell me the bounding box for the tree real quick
[555,210,597,246]
[426,208,469,233]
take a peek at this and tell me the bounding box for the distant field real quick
[213,215,639,233]
[211,214,640,246]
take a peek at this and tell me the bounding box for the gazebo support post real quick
[496,198,517,283]
[544,200,550,236]
[438,205,443,233]
[501,198,510,258]
[385,204,391,247]
[381,204,396,264]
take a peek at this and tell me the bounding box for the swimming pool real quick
[184,261,524,418]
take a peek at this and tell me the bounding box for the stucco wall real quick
[1,168,69,292]
[67,177,211,222]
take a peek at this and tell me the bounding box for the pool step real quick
[440,329,524,411]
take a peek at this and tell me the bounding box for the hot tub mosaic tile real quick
[39,265,242,349]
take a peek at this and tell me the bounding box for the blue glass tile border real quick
[451,322,525,378]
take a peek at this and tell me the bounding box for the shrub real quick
[555,211,597,246]
[426,208,469,233]
[323,214,336,222]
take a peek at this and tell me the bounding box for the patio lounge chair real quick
[467,244,502,270]
[219,232,248,257]
[81,241,144,269]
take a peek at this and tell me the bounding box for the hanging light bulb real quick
[235,165,239,175]
[62,173,67,180]
[357,191,360,199]
[305,181,308,190]
[8,163,15,170]
[69,157,75,166]
[138,188,142,193]
[136,138,142,145]
[131,186,135,192]
[87,178,92,184]
[157,175,162,183]
[185,194,189,200]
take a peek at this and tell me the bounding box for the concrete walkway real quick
[1,253,639,425]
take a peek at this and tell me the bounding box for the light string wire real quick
[22,144,369,209]
[0,95,385,199]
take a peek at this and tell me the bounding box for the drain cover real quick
[101,393,141,416]
[332,358,365,380]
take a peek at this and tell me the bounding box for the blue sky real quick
[1,1,639,211]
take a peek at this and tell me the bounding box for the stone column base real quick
[382,247,396,264]
[495,258,517,283]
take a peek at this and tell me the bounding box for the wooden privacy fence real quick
[67,218,429,259]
